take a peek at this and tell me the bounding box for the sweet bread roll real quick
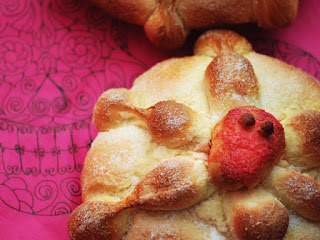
[91,0,298,49]
[69,30,320,239]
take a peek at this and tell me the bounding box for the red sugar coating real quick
[208,106,285,189]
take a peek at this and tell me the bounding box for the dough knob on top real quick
[208,106,285,191]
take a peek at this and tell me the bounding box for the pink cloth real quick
[0,0,319,239]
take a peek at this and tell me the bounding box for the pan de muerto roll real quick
[69,30,320,239]
[90,0,298,49]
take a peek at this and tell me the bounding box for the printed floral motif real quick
[0,0,148,216]
[60,32,101,68]
[0,38,31,74]
[0,0,29,17]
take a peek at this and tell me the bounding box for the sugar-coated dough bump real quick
[69,30,320,240]
[282,110,320,169]
[264,166,320,221]
[145,101,195,147]
[204,52,259,115]
[131,158,213,210]
[194,30,253,57]
[68,202,132,240]
[223,188,289,240]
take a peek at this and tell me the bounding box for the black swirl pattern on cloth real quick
[0,0,319,216]
[0,0,147,216]
[0,38,31,74]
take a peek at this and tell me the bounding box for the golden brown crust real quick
[177,0,252,29]
[93,91,208,149]
[224,188,289,240]
[265,167,320,221]
[91,0,298,49]
[282,110,320,168]
[194,30,253,57]
[144,1,189,49]
[92,88,143,132]
[68,202,131,240]
[204,52,259,114]
[253,0,298,28]
[146,101,194,147]
[206,52,258,97]
[132,158,212,210]
[231,205,288,240]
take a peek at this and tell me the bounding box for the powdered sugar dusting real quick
[287,210,320,237]
[194,218,226,240]
[215,53,249,85]
[85,125,154,196]
[142,210,226,240]
[285,173,320,201]
[76,204,101,232]
[165,107,188,131]
[151,101,189,133]
[234,57,248,71]
[107,90,127,102]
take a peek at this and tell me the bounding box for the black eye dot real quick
[260,121,274,137]
[238,112,255,129]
